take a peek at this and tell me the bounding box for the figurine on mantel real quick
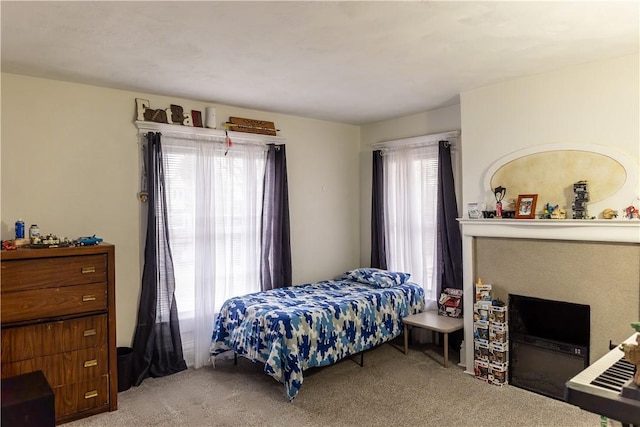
[624,205,639,220]
[542,203,567,219]
[621,322,640,386]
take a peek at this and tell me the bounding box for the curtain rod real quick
[370,130,460,151]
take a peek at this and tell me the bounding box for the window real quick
[162,137,267,367]
[383,143,440,306]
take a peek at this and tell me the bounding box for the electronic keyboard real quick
[565,333,639,426]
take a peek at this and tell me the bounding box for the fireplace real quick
[508,294,590,400]
[458,219,640,378]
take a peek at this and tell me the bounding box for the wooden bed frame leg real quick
[234,353,238,365]
[360,352,364,367]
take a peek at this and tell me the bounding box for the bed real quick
[210,268,425,400]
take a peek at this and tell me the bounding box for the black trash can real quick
[117,347,133,392]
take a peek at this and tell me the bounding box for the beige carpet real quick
[68,340,601,426]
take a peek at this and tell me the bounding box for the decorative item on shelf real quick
[205,107,217,129]
[572,180,590,219]
[135,98,150,121]
[482,210,515,218]
[494,186,506,218]
[515,194,538,219]
[602,208,618,219]
[467,203,483,219]
[143,107,168,123]
[169,104,185,125]
[623,205,639,219]
[134,98,194,126]
[191,110,203,127]
[225,116,278,136]
[542,203,566,219]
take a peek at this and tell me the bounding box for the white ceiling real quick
[1,1,638,125]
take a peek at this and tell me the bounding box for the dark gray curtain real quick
[437,140,463,292]
[131,132,187,386]
[437,140,463,350]
[260,144,292,291]
[370,150,387,269]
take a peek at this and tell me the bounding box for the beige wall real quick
[460,54,640,217]
[0,73,361,347]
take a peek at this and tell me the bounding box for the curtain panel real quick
[370,150,387,269]
[437,141,463,293]
[131,132,187,386]
[261,144,292,291]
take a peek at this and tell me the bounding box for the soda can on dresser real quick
[15,219,25,239]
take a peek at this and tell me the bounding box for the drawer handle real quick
[84,390,98,399]
[84,359,98,368]
[83,329,97,337]
[82,295,96,302]
[82,266,96,274]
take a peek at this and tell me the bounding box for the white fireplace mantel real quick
[458,218,640,244]
[457,218,640,374]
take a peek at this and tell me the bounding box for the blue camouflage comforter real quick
[210,278,425,400]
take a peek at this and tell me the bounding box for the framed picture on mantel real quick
[515,194,538,219]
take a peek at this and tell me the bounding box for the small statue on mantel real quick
[622,322,640,386]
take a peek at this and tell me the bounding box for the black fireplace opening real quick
[508,294,590,400]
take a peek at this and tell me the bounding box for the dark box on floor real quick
[1,370,55,427]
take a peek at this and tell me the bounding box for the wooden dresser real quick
[1,244,117,424]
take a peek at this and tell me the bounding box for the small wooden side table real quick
[403,310,464,367]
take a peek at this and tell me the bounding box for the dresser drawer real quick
[2,344,108,386]
[54,375,110,418]
[1,283,107,324]
[1,254,107,292]
[2,315,107,363]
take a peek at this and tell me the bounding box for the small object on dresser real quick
[2,240,17,250]
[13,238,30,247]
[75,235,103,246]
[30,234,71,248]
[15,219,25,239]
[29,224,40,242]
